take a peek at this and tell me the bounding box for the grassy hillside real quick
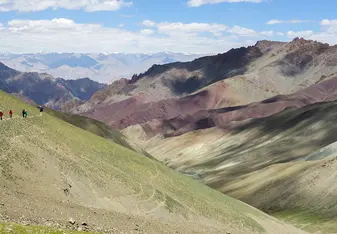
[0,91,305,233]
[0,222,100,234]
[137,101,337,233]
[45,107,154,159]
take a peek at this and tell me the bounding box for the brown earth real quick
[79,79,276,130]
[127,75,337,138]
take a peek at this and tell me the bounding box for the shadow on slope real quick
[132,46,263,96]
[146,75,337,138]
[143,100,337,233]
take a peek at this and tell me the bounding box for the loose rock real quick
[68,218,75,225]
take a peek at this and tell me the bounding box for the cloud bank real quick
[187,0,264,7]
[0,0,132,12]
[0,18,277,54]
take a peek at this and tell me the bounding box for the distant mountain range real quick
[0,62,106,109]
[71,38,337,132]
[0,52,206,83]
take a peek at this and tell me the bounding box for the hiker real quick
[22,109,28,118]
[38,105,44,116]
[0,110,3,120]
[9,109,13,118]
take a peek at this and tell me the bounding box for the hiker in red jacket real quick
[0,110,3,120]
[9,109,13,118]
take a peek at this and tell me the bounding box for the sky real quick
[0,0,336,54]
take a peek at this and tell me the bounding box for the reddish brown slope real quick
[80,82,242,129]
[140,75,337,137]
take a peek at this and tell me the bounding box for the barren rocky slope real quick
[0,90,305,234]
[124,100,337,233]
[79,77,276,130]
[72,38,337,133]
[138,74,337,138]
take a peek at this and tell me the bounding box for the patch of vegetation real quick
[45,108,156,160]
[45,108,132,149]
[273,209,337,233]
[0,222,101,234]
[165,195,188,218]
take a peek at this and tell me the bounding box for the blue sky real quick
[0,0,336,54]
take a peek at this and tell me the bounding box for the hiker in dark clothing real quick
[22,109,28,118]
[9,109,13,118]
[38,105,44,116]
[0,110,3,120]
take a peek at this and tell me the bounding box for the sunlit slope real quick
[45,107,153,158]
[0,91,305,234]
[0,222,100,234]
[140,101,337,233]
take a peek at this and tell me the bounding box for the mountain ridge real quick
[0,62,106,109]
[72,38,337,132]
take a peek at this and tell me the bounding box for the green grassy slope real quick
[46,107,132,148]
[0,91,304,234]
[0,222,100,234]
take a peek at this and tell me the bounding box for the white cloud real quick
[305,19,337,44]
[227,25,274,37]
[0,18,278,54]
[260,31,274,37]
[228,25,257,36]
[7,18,83,33]
[0,0,132,12]
[278,19,337,45]
[140,29,155,35]
[187,0,263,7]
[142,20,156,27]
[287,30,314,38]
[141,20,274,39]
[320,19,337,26]
[267,19,313,25]
[155,22,228,35]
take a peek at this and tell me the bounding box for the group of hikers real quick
[0,105,44,120]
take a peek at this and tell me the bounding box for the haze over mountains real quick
[0,62,106,109]
[0,52,205,83]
